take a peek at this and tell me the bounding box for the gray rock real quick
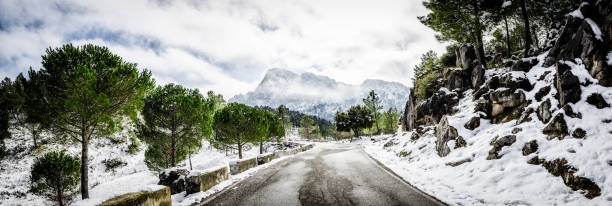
[471,65,485,89]
[572,128,587,138]
[512,127,523,134]
[464,116,480,130]
[158,168,189,194]
[435,116,464,157]
[555,61,582,107]
[537,99,552,123]
[544,1,611,86]
[511,58,539,72]
[411,91,459,128]
[522,140,538,156]
[535,86,551,102]
[185,174,201,195]
[487,135,516,160]
[442,68,471,92]
[517,108,535,125]
[586,93,610,109]
[563,104,582,119]
[458,44,477,70]
[543,114,569,140]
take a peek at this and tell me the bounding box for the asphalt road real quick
[199,143,445,206]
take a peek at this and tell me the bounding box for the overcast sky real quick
[0,0,446,98]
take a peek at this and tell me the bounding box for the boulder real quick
[474,99,492,118]
[185,174,201,195]
[402,88,416,131]
[563,104,582,119]
[158,168,189,194]
[458,44,477,70]
[435,116,464,157]
[487,135,516,160]
[572,128,587,138]
[586,93,610,108]
[537,99,552,123]
[535,86,551,102]
[491,104,504,117]
[555,61,582,106]
[539,158,601,199]
[512,127,523,134]
[464,116,480,130]
[412,91,459,128]
[498,72,533,91]
[511,58,539,72]
[517,107,535,125]
[522,140,538,156]
[543,114,569,140]
[544,1,611,86]
[443,68,471,92]
[471,65,485,89]
[410,132,420,141]
[489,89,527,108]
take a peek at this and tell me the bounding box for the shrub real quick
[102,158,127,172]
[30,151,80,206]
[414,72,440,100]
[127,136,140,155]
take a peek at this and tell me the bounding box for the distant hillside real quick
[230,68,410,120]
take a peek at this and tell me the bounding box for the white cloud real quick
[0,0,446,98]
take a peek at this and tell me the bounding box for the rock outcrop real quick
[487,135,516,160]
[411,91,459,128]
[544,0,611,86]
[555,61,582,106]
[543,114,569,140]
[528,157,601,199]
[435,116,465,157]
[158,168,189,194]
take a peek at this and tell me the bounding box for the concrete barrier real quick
[257,153,274,165]
[185,166,229,195]
[99,187,171,206]
[229,157,257,175]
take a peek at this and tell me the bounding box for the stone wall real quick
[99,187,171,206]
[229,157,258,175]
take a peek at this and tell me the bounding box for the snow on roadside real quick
[356,53,612,205]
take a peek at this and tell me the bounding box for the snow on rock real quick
[585,18,603,41]
[357,51,612,205]
[72,172,163,206]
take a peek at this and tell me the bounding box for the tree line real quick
[0,44,285,204]
[334,90,401,141]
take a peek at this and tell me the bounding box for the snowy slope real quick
[230,68,410,120]
[356,53,612,205]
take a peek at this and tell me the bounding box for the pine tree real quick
[335,105,373,141]
[14,69,52,148]
[212,103,261,159]
[138,84,213,171]
[40,44,153,199]
[382,108,400,134]
[363,90,382,134]
[300,115,314,139]
[277,105,291,135]
[30,151,80,206]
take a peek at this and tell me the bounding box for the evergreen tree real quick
[14,69,52,148]
[382,108,400,134]
[40,44,153,199]
[419,0,487,69]
[363,90,382,134]
[138,84,213,171]
[207,90,225,112]
[255,110,284,154]
[30,151,80,206]
[335,105,373,140]
[212,103,261,159]
[300,115,314,139]
[277,105,291,135]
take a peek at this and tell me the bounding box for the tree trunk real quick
[471,0,487,69]
[58,183,63,206]
[259,142,263,154]
[80,132,89,199]
[520,0,532,57]
[32,128,38,148]
[189,153,192,170]
[238,143,243,159]
[503,16,512,57]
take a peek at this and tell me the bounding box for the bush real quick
[102,158,127,172]
[414,72,440,100]
[30,151,80,206]
[127,136,140,155]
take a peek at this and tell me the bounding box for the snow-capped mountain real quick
[230,68,410,120]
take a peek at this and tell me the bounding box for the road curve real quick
[198,143,445,206]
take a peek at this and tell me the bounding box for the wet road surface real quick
[198,143,445,206]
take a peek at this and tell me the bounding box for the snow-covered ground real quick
[355,54,612,205]
[0,120,304,206]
